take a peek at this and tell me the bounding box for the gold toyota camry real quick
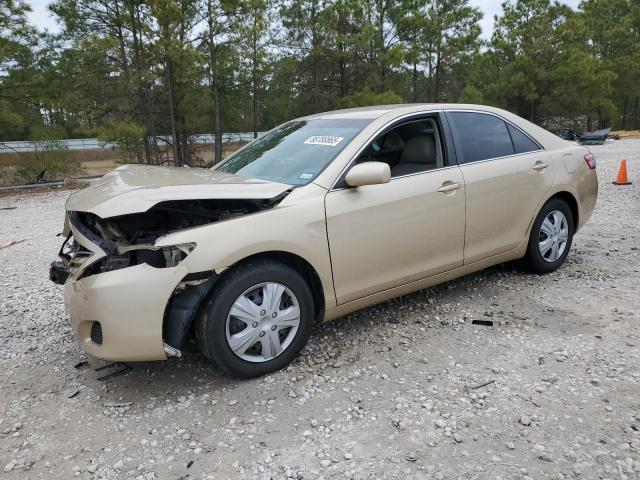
[50,104,598,377]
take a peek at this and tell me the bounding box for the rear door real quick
[446,111,555,264]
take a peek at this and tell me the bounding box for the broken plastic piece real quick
[471,319,494,326]
[0,239,26,250]
[163,343,182,358]
[470,379,496,389]
[164,275,217,350]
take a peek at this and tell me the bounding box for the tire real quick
[522,198,574,274]
[196,259,314,378]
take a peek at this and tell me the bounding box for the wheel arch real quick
[222,250,326,322]
[545,191,579,233]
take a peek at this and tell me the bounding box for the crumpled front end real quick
[50,193,290,362]
[58,211,194,361]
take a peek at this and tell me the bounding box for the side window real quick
[449,112,515,163]
[355,117,446,178]
[507,124,541,154]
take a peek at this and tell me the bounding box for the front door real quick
[324,115,466,305]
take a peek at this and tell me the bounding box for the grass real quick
[610,130,640,139]
[0,142,245,186]
[0,148,82,185]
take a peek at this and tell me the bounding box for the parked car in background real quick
[558,127,611,145]
[50,104,598,378]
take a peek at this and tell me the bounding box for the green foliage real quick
[580,0,640,129]
[339,89,403,108]
[0,0,41,140]
[95,120,146,161]
[458,85,484,104]
[4,143,82,184]
[29,125,68,141]
[459,0,623,128]
[0,0,639,160]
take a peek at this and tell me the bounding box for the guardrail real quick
[0,132,263,154]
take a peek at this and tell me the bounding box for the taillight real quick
[584,153,596,170]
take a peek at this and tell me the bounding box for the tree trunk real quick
[377,0,386,91]
[213,77,222,164]
[338,13,346,98]
[434,45,442,102]
[412,62,418,102]
[252,13,258,139]
[311,3,319,111]
[128,2,151,163]
[530,100,535,123]
[207,0,223,164]
[252,75,258,139]
[114,1,142,163]
[166,60,182,167]
[339,57,346,97]
[427,48,433,102]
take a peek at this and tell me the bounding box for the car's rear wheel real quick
[196,259,314,378]
[522,198,574,273]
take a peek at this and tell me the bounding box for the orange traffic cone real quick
[613,159,632,185]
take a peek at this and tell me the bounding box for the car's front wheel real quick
[522,198,574,273]
[196,259,314,378]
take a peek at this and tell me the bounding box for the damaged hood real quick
[66,164,292,218]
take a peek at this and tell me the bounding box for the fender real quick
[154,184,337,310]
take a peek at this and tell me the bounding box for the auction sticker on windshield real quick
[304,136,344,147]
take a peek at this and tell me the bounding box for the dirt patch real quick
[0,183,85,199]
[80,159,119,177]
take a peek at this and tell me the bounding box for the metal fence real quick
[0,132,263,154]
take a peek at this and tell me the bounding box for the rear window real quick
[507,124,541,154]
[449,112,515,163]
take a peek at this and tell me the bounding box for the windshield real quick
[216,118,372,185]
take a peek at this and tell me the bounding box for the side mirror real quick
[344,162,391,187]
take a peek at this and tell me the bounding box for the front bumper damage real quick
[64,263,186,361]
[50,212,213,362]
[49,260,69,285]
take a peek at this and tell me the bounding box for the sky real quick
[471,0,581,37]
[26,0,583,39]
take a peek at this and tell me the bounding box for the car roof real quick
[305,105,411,120]
[303,103,569,151]
[305,103,573,189]
[304,103,504,120]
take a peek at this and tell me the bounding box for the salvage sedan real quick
[50,104,598,378]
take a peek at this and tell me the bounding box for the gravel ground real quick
[1,140,639,480]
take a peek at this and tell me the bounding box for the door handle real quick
[532,161,550,171]
[437,182,461,193]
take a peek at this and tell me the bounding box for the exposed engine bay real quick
[77,196,288,245]
[61,194,289,278]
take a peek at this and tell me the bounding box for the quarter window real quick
[507,124,541,154]
[449,112,515,163]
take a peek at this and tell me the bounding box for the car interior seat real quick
[391,134,438,176]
